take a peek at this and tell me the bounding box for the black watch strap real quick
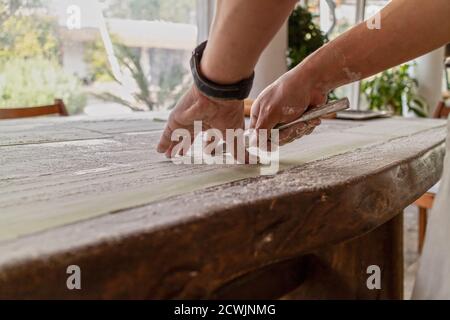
[190,41,255,100]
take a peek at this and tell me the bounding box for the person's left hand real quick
[157,85,245,159]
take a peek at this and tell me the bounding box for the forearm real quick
[298,0,450,93]
[201,0,297,85]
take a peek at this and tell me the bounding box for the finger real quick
[159,118,193,157]
[255,103,282,131]
[169,132,191,158]
[308,118,321,127]
[306,119,321,135]
[278,104,309,126]
[178,130,197,156]
[157,122,174,153]
[250,127,273,152]
[278,122,309,145]
[252,84,285,131]
[165,141,176,158]
[311,93,328,107]
[157,93,192,154]
[204,132,224,157]
[304,126,315,136]
[157,88,203,154]
[249,99,261,129]
[229,135,251,164]
[278,119,321,145]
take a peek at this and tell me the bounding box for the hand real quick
[249,69,327,146]
[157,85,245,158]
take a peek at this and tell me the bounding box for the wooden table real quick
[0,114,447,299]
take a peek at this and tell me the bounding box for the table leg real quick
[286,213,404,300]
[418,207,428,253]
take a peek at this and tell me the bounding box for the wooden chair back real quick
[0,99,68,120]
[433,100,450,119]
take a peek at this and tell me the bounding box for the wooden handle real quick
[276,98,350,130]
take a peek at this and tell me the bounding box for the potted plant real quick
[245,5,328,116]
[287,4,342,104]
[361,63,428,117]
[287,5,328,70]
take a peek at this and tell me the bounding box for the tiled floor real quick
[404,205,420,299]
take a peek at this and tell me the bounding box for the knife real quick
[275,97,350,130]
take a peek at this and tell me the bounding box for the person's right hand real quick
[250,68,328,146]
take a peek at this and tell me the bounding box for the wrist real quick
[191,41,254,101]
[200,46,255,86]
[300,41,365,95]
[193,85,243,107]
[289,59,329,98]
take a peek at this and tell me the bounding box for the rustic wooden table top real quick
[0,114,447,299]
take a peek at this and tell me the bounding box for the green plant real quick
[87,40,191,111]
[84,38,115,83]
[361,64,428,117]
[92,44,154,111]
[104,0,195,23]
[288,5,340,100]
[0,1,60,60]
[0,0,43,25]
[0,58,87,114]
[288,5,327,70]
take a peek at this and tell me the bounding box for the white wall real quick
[196,0,216,43]
[249,22,288,99]
[415,47,445,115]
[196,0,288,99]
[62,40,88,79]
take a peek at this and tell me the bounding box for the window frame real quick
[196,0,215,44]
[195,0,390,109]
[320,0,367,110]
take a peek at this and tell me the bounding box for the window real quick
[364,0,389,19]
[95,0,198,112]
[318,0,388,109]
[0,0,200,115]
[2,0,394,114]
[319,0,360,108]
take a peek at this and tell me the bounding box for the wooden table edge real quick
[0,127,446,299]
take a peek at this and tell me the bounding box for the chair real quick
[415,99,450,253]
[433,99,450,119]
[0,99,68,120]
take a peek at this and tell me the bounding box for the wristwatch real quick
[190,41,255,100]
